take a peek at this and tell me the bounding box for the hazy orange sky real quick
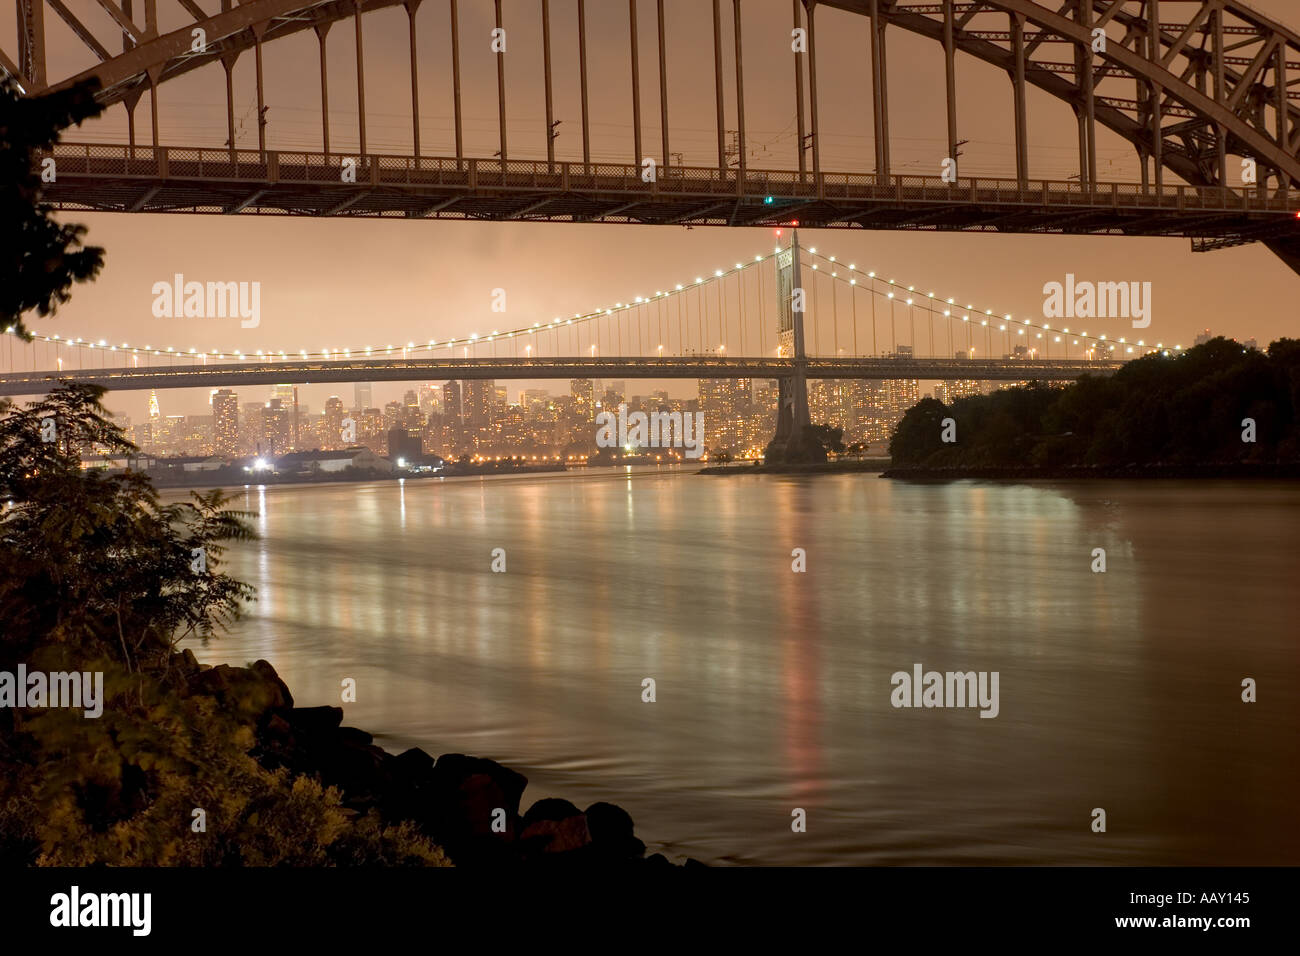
[8,0,1299,420]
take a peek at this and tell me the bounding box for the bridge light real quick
[928,292,935,298]
[812,265,818,270]
[735,263,743,270]
[981,320,987,326]
[850,279,856,285]
[715,269,724,277]
[869,272,876,278]
[754,256,763,262]
[830,256,836,262]
[943,310,950,316]
[696,277,704,284]
[906,299,913,305]
[809,248,816,253]
[887,292,894,299]
[946,297,953,304]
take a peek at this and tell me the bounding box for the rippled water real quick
[181,470,1300,865]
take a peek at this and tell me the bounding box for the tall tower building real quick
[570,379,595,421]
[262,399,291,455]
[324,396,345,450]
[211,389,239,457]
[354,382,373,412]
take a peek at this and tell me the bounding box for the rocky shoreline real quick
[181,653,698,868]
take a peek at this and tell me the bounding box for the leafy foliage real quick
[0,77,105,339]
[0,383,256,673]
[0,385,449,866]
[889,338,1300,468]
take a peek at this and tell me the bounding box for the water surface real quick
[184,470,1300,865]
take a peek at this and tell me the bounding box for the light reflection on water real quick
[182,470,1300,865]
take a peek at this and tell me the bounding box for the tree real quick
[808,423,845,457]
[1,77,106,339]
[0,383,451,867]
[0,383,255,674]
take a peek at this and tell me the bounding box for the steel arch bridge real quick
[6,1,1300,269]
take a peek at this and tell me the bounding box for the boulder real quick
[285,705,344,737]
[520,798,590,855]
[585,801,645,861]
[419,754,529,866]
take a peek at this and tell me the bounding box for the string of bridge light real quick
[1,248,782,363]
[4,238,1185,362]
[801,246,1183,358]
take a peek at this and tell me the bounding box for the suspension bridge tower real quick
[768,230,813,460]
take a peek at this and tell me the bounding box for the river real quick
[182,469,1300,865]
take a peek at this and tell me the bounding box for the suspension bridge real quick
[5,1,1300,269]
[1,230,1165,451]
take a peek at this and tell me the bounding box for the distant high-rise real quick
[570,379,595,421]
[354,383,373,411]
[463,380,494,431]
[699,378,754,454]
[262,399,291,455]
[417,384,441,418]
[324,396,345,450]
[211,389,239,457]
[1194,328,1213,346]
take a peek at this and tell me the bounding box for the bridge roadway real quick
[40,144,1300,242]
[0,356,1125,397]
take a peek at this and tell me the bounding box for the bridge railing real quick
[42,143,1300,214]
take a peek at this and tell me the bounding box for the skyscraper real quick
[570,379,595,421]
[324,396,345,450]
[354,382,373,412]
[262,399,291,455]
[211,389,239,457]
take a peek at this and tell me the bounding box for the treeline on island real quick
[887,338,1300,475]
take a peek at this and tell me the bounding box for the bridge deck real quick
[41,144,1300,240]
[0,356,1125,397]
